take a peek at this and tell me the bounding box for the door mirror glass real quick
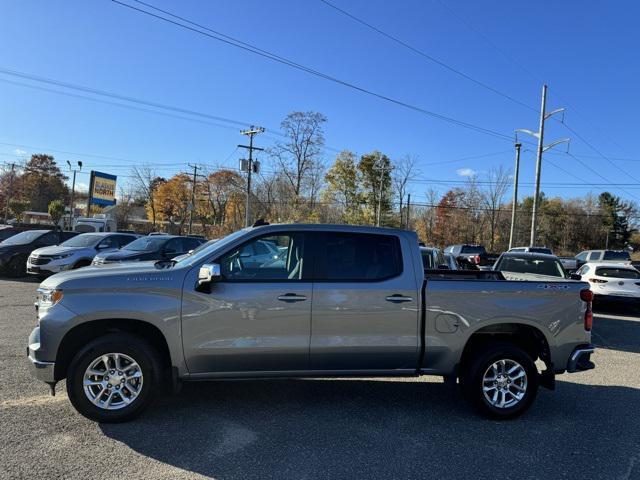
[570,273,582,281]
[198,263,221,286]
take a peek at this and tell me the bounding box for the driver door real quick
[181,231,312,374]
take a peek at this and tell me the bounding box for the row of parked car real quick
[421,243,639,309]
[0,227,207,277]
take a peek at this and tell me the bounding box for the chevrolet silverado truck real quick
[27,224,595,422]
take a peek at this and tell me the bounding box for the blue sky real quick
[1,0,639,206]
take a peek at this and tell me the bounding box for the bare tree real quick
[131,165,163,228]
[393,154,419,228]
[482,166,510,251]
[270,111,327,204]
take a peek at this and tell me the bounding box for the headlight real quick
[36,288,63,308]
[51,253,73,260]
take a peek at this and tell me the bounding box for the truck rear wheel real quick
[66,333,162,423]
[461,342,538,419]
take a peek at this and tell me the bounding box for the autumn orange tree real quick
[147,173,191,234]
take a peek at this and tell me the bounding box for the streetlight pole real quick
[516,84,569,247]
[508,143,522,250]
[67,161,82,229]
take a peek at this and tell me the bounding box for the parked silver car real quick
[27,232,139,276]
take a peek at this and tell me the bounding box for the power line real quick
[0,72,345,157]
[110,0,515,141]
[434,1,638,189]
[318,0,537,113]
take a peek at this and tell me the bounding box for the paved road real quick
[1,278,639,480]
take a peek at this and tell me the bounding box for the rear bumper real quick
[566,345,595,373]
[593,294,640,304]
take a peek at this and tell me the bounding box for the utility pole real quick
[375,153,391,227]
[406,193,411,230]
[66,161,82,230]
[516,84,569,247]
[3,163,15,224]
[187,163,198,235]
[239,126,265,227]
[508,143,522,250]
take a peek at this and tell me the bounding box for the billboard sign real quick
[88,171,117,206]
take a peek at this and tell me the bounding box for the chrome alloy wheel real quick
[482,359,528,409]
[83,353,143,410]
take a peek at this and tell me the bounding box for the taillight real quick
[580,289,594,302]
[584,310,593,331]
[580,288,593,331]
[589,278,607,283]
[472,255,481,264]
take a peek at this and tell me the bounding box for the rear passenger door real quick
[309,232,419,371]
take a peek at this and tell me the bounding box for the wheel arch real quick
[54,318,173,382]
[458,321,553,376]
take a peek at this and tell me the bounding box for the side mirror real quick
[198,263,221,286]
[570,273,582,281]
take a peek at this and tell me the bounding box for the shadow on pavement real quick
[101,378,640,480]
[593,314,640,354]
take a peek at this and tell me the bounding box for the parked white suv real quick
[574,262,640,305]
[27,232,138,276]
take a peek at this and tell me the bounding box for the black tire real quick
[66,333,162,423]
[461,342,539,420]
[6,255,26,277]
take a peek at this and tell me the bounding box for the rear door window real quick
[595,267,640,279]
[315,232,402,281]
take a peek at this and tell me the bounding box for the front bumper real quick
[566,344,595,373]
[27,327,56,383]
[26,259,69,275]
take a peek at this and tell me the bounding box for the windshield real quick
[603,251,630,261]
[61,234,103,248]
[0,229,17,241]
[176,228,250,265]
[461,245,486,254]
[123,237,168,252]
[595,267,640,279]
[497,256,566,277]
[0,230,45,246]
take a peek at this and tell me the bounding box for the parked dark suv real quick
[0,229,78,277]
[92,235,206,264]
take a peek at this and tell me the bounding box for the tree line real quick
[2,111,638,255]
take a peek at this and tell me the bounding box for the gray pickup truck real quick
[27,224,595,422]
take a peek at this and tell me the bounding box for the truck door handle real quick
[277,293,307,303]
[385,294,413,303]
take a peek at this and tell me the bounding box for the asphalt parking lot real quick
[1,279,639,480]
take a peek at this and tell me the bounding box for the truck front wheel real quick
[461,342,539,419]
[66,333,162,423]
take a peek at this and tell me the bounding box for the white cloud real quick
[456,168,476,177]
[13,148,27,157]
